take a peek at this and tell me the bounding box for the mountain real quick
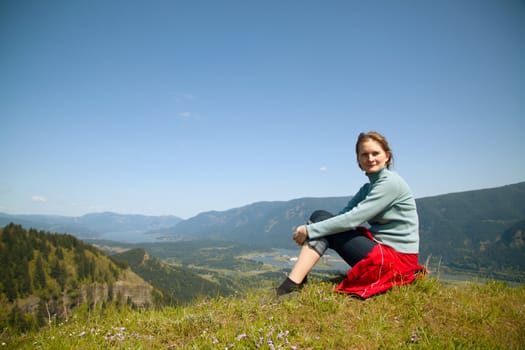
[0,212,182,242]
[417,182,525,267]
[153,197,350,246]
[161,183,525,249]
[2,182,524,279]
[0,223,162,332]
[111,248,234,305]
[158,182,525,280]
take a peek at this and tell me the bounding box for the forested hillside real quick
[111,248,234,304]
[0,224,159,333]
[416,182,525,280]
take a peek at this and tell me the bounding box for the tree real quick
[33,255,47,290]
[50,259,67,289]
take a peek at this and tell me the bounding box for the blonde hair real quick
[355,131,393,169]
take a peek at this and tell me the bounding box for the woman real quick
[276,131,425,298]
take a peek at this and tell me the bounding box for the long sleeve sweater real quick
[306,167,419,254]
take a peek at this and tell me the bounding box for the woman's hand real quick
[293,225,308,245]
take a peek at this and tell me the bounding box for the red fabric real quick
[334,227,426,299]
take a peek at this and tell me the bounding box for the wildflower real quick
[410,333,422,343]
[278,330,289,339]
[236,333,247,341]
[78,331,86,337]
[267,340,275,350]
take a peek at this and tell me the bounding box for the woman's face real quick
[358,139,390,173]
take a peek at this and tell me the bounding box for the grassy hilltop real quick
[6,277,525,349]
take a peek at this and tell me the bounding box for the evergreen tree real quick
[56,247,64,260]
[50,259,66,289]
[34,255,47,290]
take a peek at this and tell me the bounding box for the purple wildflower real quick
[410,333,422,343]
[278,330,290,339]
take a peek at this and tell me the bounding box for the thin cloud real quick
[174,93,196,104]
[319,166,328,172]
[177,111,202,120]
[32,195,48,203]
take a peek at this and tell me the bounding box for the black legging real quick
[307,210,377,267]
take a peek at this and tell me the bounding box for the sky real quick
[1,0,524,219]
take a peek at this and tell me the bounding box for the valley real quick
[3,181,525,284]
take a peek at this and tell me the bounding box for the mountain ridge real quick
[1,182,524,280]
[2,181,523,242]
[0,211,183,241]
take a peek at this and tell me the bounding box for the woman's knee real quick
[307,238,329,256]
[309,210,334,223]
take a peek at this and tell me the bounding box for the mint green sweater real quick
[306,167,420,254]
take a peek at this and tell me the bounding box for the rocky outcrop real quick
[10,269,155,326]
[79,270,154,307]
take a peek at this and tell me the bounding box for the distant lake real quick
[249,248,350,273]
[96,231,160,243]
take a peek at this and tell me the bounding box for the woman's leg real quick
[288,210,334,283]
[276,210,333,295]
[276,242,324,295]
[287,230,376,285]
[326,231,377,267]
[288,243,321,283]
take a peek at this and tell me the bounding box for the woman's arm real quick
[307,176,400,239]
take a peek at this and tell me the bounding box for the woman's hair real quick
[355,131,393,169]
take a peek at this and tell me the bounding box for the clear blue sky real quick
[1,0,524,219]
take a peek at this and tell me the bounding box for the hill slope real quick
[0,224,160,333]
[111,248,234,304]
[416,182,525,278]
[7,277,525,349]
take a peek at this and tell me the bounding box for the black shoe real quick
[276,276,308,296]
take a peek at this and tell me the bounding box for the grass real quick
[3,277,525,349]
